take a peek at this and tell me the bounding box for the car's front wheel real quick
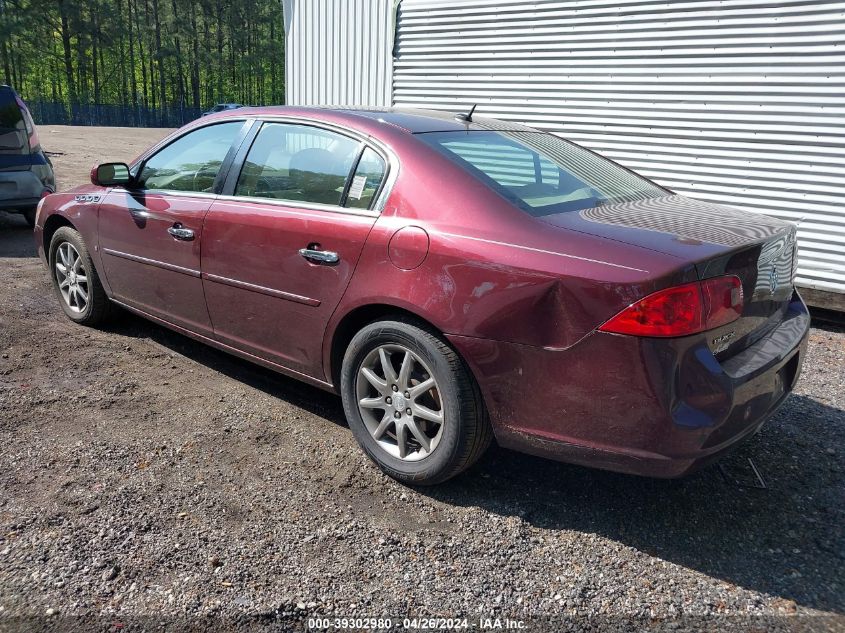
[49,226,113,326]
[341,319,492,485]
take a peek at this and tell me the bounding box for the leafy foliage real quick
[0,0,285,110]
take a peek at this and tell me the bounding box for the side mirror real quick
[91,162,131,187]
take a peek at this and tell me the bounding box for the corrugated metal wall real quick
[284,0,393,107]
[394,0,845,297]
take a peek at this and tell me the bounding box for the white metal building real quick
[282,0,845,308]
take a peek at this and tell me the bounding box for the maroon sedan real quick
[34,107,809,484]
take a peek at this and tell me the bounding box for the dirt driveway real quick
[0,126,843,631]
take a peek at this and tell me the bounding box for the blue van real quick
[0,85,55,226]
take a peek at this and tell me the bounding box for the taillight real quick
[700,275,743,329]
[599,275,743,337]
[16,96,40,149]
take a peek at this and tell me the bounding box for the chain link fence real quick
[27,101,204,127]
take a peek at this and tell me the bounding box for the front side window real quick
[418,130,667,216]
[137,121,243,193]
[235,122,360,206]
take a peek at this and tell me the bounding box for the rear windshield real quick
[418,130,666,216]
[0,88,27,154]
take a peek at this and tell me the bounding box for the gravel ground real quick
[0,127,843,632]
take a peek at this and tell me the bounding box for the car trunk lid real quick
[697,225,797,358]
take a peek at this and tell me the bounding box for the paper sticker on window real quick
[348,175,367,200]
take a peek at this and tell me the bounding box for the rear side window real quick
[419,130,666,216]
[346,147,386,210]
[235,122,360,206]
[138,121,242,192]
[0,88,26,155]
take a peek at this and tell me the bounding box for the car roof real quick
[0,84,21,107]
[223,105,537,134]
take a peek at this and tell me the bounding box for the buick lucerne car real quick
[33,107,810,484]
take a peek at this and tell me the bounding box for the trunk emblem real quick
[712,331,736,350]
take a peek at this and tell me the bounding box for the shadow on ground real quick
[0,211,37,257]
[107,308,845,615]
[434,395,844,614]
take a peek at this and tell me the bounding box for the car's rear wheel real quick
[341,319,492,485]
[49,227,113,326]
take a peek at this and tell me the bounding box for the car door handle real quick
[167,224,195,241]
[299,247,339,264]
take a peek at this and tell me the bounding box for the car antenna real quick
[456,104,477,123]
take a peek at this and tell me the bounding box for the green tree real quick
[0,0,286,121]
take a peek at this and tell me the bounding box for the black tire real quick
[48,226,113,326]
[22,207,36,228]
[341,319,492,485]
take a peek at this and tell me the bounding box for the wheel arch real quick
[327,303,477,395]
[42,213,76,257]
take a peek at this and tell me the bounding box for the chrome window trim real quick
[218,114,399,217]
[212,195,380,218]
[124,189,220,201]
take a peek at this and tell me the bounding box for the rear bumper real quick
[448,290,810,478]
[0,197,39,212]
[0,168,44,210]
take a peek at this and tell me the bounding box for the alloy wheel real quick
[54,242,89,314]
[355,344,445,461]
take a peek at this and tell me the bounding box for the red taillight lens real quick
[16,96,40,149]
[599,282,704,337]
[599,275,743,338]
[701,275,743,329]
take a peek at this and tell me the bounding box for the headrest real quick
[290,148,337,177]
